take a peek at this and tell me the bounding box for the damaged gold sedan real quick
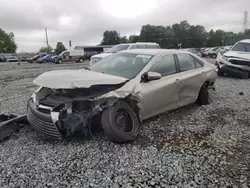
[27,49,217,143]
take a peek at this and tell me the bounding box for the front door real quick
[140,55,180,120]
[176,53,205,107]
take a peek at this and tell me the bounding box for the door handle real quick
[174,79,179,84]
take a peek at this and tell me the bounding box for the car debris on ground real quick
[0,114,27,141]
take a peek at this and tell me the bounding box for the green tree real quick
[0,29,17,53]
[39,46,53,53]
[101,30,121,45]
[120,36,129,43]
[54,42,66,55]
[129,35,140,43]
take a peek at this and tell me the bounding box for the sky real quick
[0,0,249,52]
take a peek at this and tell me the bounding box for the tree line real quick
[101,20,250,48]
[0,29,17,53]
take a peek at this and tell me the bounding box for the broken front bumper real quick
[27,99,62,139]
[217,58,250,77]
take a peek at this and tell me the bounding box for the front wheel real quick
[218,69,224,76]
[79,58,84,63]
[241,71,249,79]
[101,101,140,143]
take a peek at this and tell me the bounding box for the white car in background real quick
[90,42,160,66]
[216,39,250,78]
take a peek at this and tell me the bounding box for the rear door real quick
[176,53,205,107]
[140,55,180,119]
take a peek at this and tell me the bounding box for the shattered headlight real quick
[221,55,229,62]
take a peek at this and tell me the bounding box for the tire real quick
[196,83,209,105]
[59,59,63,64]
[101,101,140,143]
[79,58,84,63]
[241,71,249,79]
[218,69,224,76]
[32,60,36,63]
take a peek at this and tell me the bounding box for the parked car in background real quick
[0,55,6,62]
[90,42,161,66]
[20,55,29,62]
[84,51,98,60]
[207,47,220,58]
[55,50,87,63]
[37,54,57,63]
[27,49,217,143]
[218,45,232,55]
[28,54,46,63]
[201,48,210,57]
[216,39,250,78]
[183,48,202,57]
[7,56,19,62]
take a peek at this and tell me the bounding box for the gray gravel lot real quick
[0,60,250,187]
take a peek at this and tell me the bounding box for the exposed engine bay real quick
[29,83,129,139]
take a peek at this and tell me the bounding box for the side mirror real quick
[142,72,162,82]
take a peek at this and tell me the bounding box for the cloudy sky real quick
[0,0,249,52]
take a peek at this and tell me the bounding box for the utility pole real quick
[243,11,248,32]
[45,28,49,53]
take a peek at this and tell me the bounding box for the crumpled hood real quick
[224,51,250,60]
[33,69,128,89]
[91,53,112,59]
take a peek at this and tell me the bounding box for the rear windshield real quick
[231,43,250,52]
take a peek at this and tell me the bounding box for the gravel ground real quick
[0,60,250,187]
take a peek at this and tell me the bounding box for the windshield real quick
[231,42,250,52]
[90,52,152,79]
[106,45,130,53]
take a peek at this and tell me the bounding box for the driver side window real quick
[149,55,177,77]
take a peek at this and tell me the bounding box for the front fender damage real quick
[95,83,143,120]
[32,83,143,139]
[59,84,142,138]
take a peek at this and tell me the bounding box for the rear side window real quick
[137,44,146,49]
[177,54,196,72]
[149,55,177,76]
[146,44,160,49]
[129,45,138,49]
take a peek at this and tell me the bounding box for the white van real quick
[90,42,160,66]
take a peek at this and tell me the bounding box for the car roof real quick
[115,42,159,46]
[120,49,190,56]
[239,39,250,43]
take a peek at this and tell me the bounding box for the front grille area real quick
[27,99,62,139]
[229,59,250,66]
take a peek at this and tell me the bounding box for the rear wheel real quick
[58,59,63,64]
[218,69,224,76]
[101,101,140,143]
[79,58,84,63]
[196,83,209,105]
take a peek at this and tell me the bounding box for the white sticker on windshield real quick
[136,55,152,59]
